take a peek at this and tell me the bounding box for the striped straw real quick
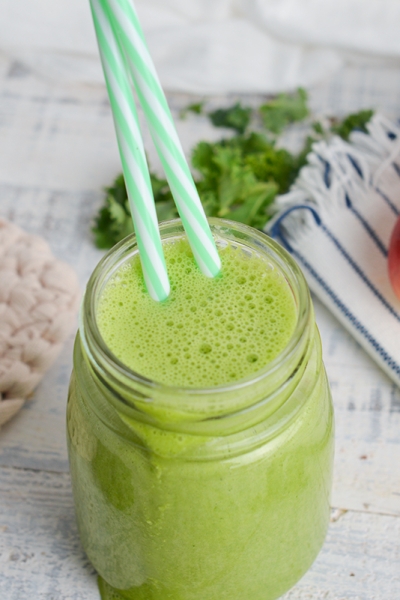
[89,0,170,302]
[101,0,222,279]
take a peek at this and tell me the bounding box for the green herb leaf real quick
[331,109,374,141]
[92,206,122,250]
[92,175,132,249]
[208,102,252,134]
[191,134,281,228]
[179,101,205,119]
[92,172,178,248]
[259,88,309,134]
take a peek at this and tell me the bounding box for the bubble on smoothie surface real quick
[96,239,297,387]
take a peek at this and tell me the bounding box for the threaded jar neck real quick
[79,218,314,432]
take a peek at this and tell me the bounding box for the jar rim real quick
[80,218,312,411]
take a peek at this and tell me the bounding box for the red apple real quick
[388,215,400,299]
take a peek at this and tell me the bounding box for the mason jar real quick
[67,218,334,600]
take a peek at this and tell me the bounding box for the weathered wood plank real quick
[0,341,74,473]
[333,404,400,516]
[0,54,220,194]
[0,466,98,600]
[284,508,400,599]
[0,466,399,600]
[315,300,400,517]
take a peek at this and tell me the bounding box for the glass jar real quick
[67,219,334,600]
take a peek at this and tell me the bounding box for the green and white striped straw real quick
[102,0,222,279]
[90,0,170,302]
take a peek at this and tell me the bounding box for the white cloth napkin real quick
[2,0,400,92]
[267,114,400,386]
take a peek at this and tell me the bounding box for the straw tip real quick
[146,277,170,303]
[201,258,222,279]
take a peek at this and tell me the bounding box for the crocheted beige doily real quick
[0,218,80,427]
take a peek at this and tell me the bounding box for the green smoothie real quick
[97,238,297,388]
[67,222,334,600]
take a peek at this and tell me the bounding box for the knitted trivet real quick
[0,218,80,427]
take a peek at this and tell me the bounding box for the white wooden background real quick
[0,52,400,598]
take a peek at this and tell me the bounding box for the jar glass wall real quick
[67,219,334,600]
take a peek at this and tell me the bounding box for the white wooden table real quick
[0,53,400,598]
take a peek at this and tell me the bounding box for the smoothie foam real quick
[97,238,297,387]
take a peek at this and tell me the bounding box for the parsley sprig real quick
[92,90,374,249]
